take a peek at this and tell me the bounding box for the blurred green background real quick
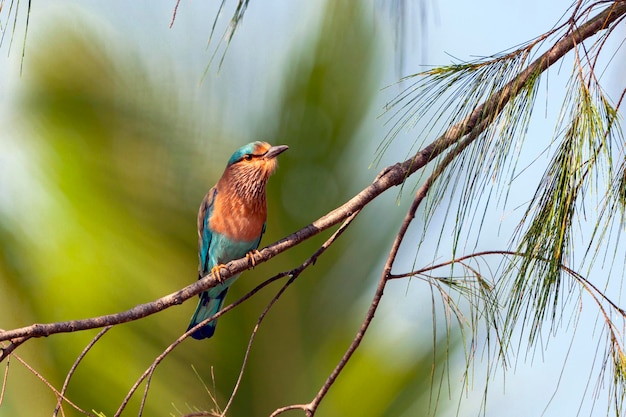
[0,1,450,416]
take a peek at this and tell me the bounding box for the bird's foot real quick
[246,250,262,268]
[210,264,227,283]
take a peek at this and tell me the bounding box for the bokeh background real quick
[0,1,624,416]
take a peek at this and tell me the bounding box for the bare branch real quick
[170,0,182,28]
[390,249,626,318]
[269,404,312,417]
[0,355,8,407]
[12,354,93,416]
[53,327,112,417]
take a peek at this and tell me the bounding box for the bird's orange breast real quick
[209,191,267,242]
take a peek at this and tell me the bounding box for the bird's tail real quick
[187,288,228,340]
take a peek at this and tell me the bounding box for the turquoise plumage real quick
[187,142,288,339]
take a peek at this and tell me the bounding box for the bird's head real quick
[226,141,289,175]
[221,141,289,199]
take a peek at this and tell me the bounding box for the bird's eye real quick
[243,154,253,161]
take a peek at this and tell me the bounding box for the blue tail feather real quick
[187,289,228,340]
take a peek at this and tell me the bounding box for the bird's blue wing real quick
[198,187,218,277]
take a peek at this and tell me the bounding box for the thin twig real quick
[0,354,8,407]
[12,354,93,416]
[268,404,311,417]
[170,0,181,28]
[53,326,112,417]
[220,275,299,417]
[389,249,626,318]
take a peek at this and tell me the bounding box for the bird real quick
[187,141,288,339]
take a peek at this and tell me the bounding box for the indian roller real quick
[187,141,289,339]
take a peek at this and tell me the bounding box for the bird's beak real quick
[264,145,289,159]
